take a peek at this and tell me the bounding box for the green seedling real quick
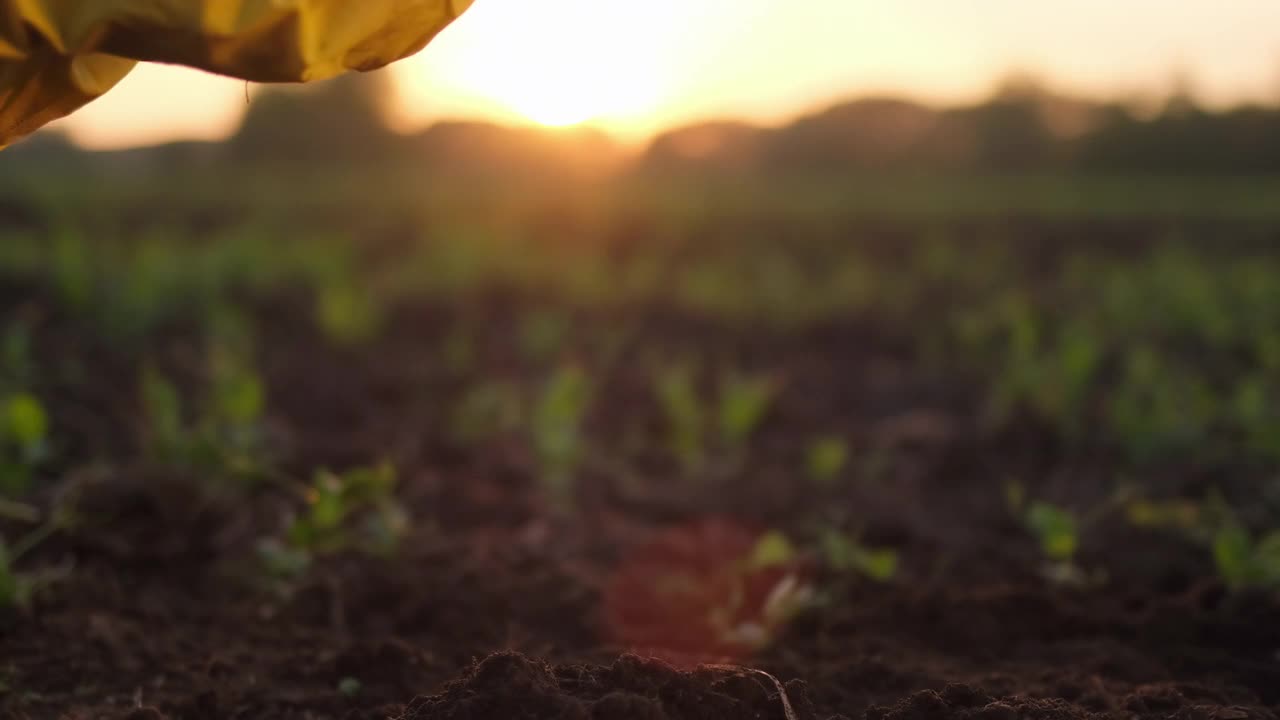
[532,365,592,508]
[981,299,1101,442]
[717,372,777,448]
[140,350,268,483]
[140,365,185,460]
[806,436,849,484]
[749,530,799,570]
[654,363,779,473]
[821,530,898,582]
[1024,501,1079,561]
[1125,487,1280,593]
[337,677,362,699]
[1105,346,1218,463]
[49,225,92,313]
[205,344,268,477]
[1005,482,1078,562]
[1231,376,1280,460]
[1005,481,1088,584]
[1213,526,1280,592]
[1024,500,1090,585]
[259,462,405,578]
[1197,491,1280,592]
[0,393,49,498]
[655,364,705,472]
[315,280,383,347]
[711,530,815,651]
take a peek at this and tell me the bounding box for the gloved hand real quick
[0,0,474,147]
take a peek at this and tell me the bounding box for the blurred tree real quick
[762,97,939,173]
[965,75,1057,171]
[227,70,400,168]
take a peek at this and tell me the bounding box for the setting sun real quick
[398,0,685,130]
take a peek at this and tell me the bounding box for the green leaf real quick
[1026,502,1078,561]
[316,282,381,346]
[310,470,356,531]
[533,366,591,502]
[656,364,704,469]
[718,373,775,445]
[141,366,184,450]
[214,372,264,426]
[749,531,796,569]
[1213,525,1252,590]
[857,548,900,582]
[822,530,898,582]
[4,393,47,449]
[806,436,848,483]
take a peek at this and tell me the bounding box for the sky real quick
[53,0,1280,149]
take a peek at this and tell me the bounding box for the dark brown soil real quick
[1,277,1277,720]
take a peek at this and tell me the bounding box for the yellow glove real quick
[0,0,474,148]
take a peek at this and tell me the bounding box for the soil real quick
[2,245,1278,719]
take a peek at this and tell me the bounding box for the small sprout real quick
[655,364,705,471]
[1212,525,1280,592]
[5,394,47,451]
[139,350,269,483]
[806,436,848,484]
[1025,502,1078,562]
[50,226,92,312]
[316,282,382,346]
[0,392,49,497]
[140,365,184,460]
[209,352,265,429]
[532,366,592,508]
[337,676,362,699]
[288,463,401,554]
[262,462,406,579]
[757,572,816,637]
[717,372,777,447]
[1124,498,1200,531]
[821,530,898,582]
[749,531,798,570]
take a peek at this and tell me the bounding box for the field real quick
[1,170,1278,719]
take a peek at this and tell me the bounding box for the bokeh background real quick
[2,2,1280,717]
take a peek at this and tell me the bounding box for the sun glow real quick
[394,0,719,134]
